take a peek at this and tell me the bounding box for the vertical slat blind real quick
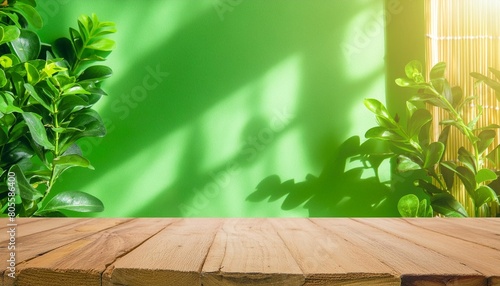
[425,0,500,216]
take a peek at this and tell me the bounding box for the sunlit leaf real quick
[476,169,498,184]
[36,191,104,214]
[398,194,419,217]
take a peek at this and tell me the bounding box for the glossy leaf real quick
[414,179,444,195]
[13,2,43,29]
[431,193,468,217]
[37,191,104,214]
[24,83,52,111]
[456,166,476,196]
[417,199,433,217]
[10,29,40,62]
[407,108,432,139]
[475,185,499,207]
[9,165,43,201]
[439,161,454,190]
[21,112,54,150]
[397,194,419,217]
[78,65,113,82]
[53,154,94,179]
[364,98,391,119]
[0,25,20,45]
[0,92,23,114]
[365,126,403,141]
[476,169,498,184]
[423,142,444,169]
[396,155,421,172]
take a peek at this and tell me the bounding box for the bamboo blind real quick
[425,0,500,216]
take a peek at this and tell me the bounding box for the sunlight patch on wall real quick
[84,127,190,217]
[197,55,301,173]
[341,3,385,80]
[95,0,212,112]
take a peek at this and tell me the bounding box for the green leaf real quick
[0,92,23,114]
[398,194,419,217]
[431,193,468,217]
[9,29,41,62]
[414,179,444,195]
[474,185,499,207]
[439,161,455,190]
[423,142,445,169]
[429,62,446,80]
[364,98,391,119]
[456,166,476,196]
[477,130,496,155]
[86,38,115,51]
[37,191,104,214]
[395,77,415,87]
[365,127,404,142]
[457,147,476,173]
[9,164,43,201]
[476,169,498,184]
[25,62,40,84]
[78,65,113,82]
[417,199,433,217]
[24,83,52,111]
[487,145,500,165]
[397,155,421,172]
[0,25,20,45]
[451,86,463,108]
[53,37,76,67]
[14,2,43,29]
[405,60,424,83]
[407,109,432,139]
[53,154,94,179]
[21,112,54,150]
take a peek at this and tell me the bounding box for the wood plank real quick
[0,218,95,283]
[103,218,222,286]
[12,219,174,286]
[270,218,399,285]
[2,218,129,285]
[354,218,500,284]
[404,218,500,251]
[312,218,485,286]
[201,218,304,286]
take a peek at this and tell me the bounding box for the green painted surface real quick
[37,0,399,217]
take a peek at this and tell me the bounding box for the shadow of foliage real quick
[247,136,401,216]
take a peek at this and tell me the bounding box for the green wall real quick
[38,0,395,217]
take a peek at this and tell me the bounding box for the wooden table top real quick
[0,218,499,286]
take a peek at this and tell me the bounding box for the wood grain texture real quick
[1,218,499,286]
[354,219,498,285]
[103,218,222,286]
[403,218,500,250]
[201,218,304,286]
[270,219,399,285]
[13,219,173,286]
[312,219,486,286]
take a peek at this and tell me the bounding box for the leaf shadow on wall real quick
[247,136,402,217]
[52,0,389,217]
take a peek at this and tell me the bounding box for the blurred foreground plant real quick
[0,1,115,217]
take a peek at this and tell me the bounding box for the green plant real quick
[0,0,116,217]
[365,60,500,217]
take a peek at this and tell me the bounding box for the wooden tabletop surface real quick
[0,218,499,286]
